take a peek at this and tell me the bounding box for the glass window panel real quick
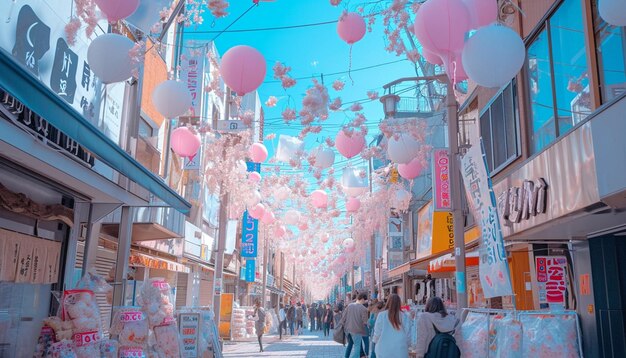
[480,111,493,171]
[550,0,590,134]
[528,29,556,154]
[491,95,507,168]
[503,84,518,159]
[593,1,626,103]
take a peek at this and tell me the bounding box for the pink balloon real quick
[421,48,443,65]
[346,197,361,213]
[248,203,265,220]
[321,233,330,243]
[274,225,286,237]
[248,172,262,183]
[398,158,425,179]
[220,45,267,96]
[310,190,328,208]
[171,127,201,159]
[335,130,365,159]
[298,221,309,231]
[337,12,366,44]
[414,0,471,55]
[464,0,497,29]
[443,53,469,82]
[249,142,268,163]
[94,0,139,22]
[261,210,276,224]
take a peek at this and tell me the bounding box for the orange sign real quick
[218,293,234,339]
[580,274,591,296]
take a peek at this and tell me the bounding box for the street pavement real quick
[223,328,346,358]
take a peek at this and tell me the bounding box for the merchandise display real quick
[137,278,181,357]
[231,308,247,340]
[520,313,580,357]
[110,306,149,356]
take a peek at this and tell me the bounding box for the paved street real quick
[223,329,346,358]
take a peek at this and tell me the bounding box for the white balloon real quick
[462,24,526,88]
[245,190,262,208]
[342,167,368,197]
[283,210,301,226]
[342,238,355,249]
[312,145,335,169]
[87,34,134,84]
[275,135,304,163]
[152,80,192,118]
[275,186,291,201]
[391,187,412,209]
[387,133,421,164]
[599,0,626,26]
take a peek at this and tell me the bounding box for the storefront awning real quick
[129,252,190,273]
[387,261,411,278]
[0,49,190,214]
[428,251,479,273]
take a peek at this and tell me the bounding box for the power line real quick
[265,59,409,84]
[187,19,338,33]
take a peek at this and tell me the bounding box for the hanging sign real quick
[461,139,513,298]
[432,148,452,211]
[241,162,260,258]
[245,259,256,282]
[178,313,200,357]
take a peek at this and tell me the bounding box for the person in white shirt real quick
[278,303,287,340]
[372,294,411,358]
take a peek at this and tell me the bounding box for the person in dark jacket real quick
[316,304,324,332]
[323,303,333,337]
[309,303,317,331]
[287,304,296,335]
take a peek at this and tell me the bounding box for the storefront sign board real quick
[535,256,567,304]
[179,312,200,357]
[461,140,513,298]
[432,148,452,211]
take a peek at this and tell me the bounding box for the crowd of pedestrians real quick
[271,293,459,358]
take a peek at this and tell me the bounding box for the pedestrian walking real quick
[368,301,385,358]
[278,303,287,340]
[309,303,317,331]
[287,304,296,335]
[296,302,304,335]
[316,304,323,332]
[253,299,266,352]
[333,307,343,333]
[303,304,309,330]
[323,303,333,337]
[415,297,460,358]
[339,293,369,358]
[372,294,411,358]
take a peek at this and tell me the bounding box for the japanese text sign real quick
[433,148,452,211]
[241,162,260,258]
[536,256,567,304]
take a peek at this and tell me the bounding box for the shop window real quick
[479,81,520,173]
[527,0,591,154]
[592,1,626,103]
[136,117,160,174]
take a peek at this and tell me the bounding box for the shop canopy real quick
[428,251,479,273]
[0,49,190,214]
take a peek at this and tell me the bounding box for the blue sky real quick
[184,1,418,172]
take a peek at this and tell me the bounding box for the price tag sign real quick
[178,313,200,357]
[73,331,100,347]
[151,280,170,290]
[120,311,145,322]
[119,347,145,358]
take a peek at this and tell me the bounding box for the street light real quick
[380,75,468,309]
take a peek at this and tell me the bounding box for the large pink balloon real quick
[95,0,139,22]
[421,48,443,65]
[248,172,262,183]
[464,0,497,29]
[220,46,267,96]
[171,127,201,159]
[398,158,425,179]
[249,203,265,220]
[346,197,361,212]
[249,143,268,163]
[335,130,365,159]
[337,12,366,44]
[311,190,328,208]
[261,210,276,225]
[414,0,471,55]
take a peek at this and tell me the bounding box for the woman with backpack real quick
[372,294,411,358]
[415,297,460,358]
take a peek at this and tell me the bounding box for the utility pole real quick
[368,157,377,298]
[261,229,268,307]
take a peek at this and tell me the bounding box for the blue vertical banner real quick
[241,162,261,258]
[245,259,256,282]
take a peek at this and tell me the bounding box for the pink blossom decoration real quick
[349,103,363,112]
[265,96,278,107]
[332,79,345,91]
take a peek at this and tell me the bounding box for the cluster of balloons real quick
[414,0,525,88]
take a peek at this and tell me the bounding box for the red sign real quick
[432,149,451,211]
[535,256,567,304]
[73,331,100,347]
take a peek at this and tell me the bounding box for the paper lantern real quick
[311,190,328,208]
[398,158,425,180]
[421,48,443,65]
[125,0,171,34]
[463,0,497,29]
[599,0,626,26]
[414,0,471,55]
[94,0,139,22]
[312,146,335,169]
[462,24,525,88]
[343,238,355,249]
[387,133,421,164]
[249,143,268,163]
[248,172,262,183]
[261,210,276,225]
[346,197,361,212]
[336,130,365,159]
[283,210,301,226]
[152,80,192,118]
[170,127,200,159]
[249,203,266,220]
[276,135,304,162]
[87,34,134,84]
[342,167,369,197]
[220,45,266,96]
[274,225,286,238]
[337,12,366,44]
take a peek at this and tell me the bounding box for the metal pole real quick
[261,229,268,307]
[112,206,133,307]
[446,79,468,309]
[279,252,285,304]
[212,190,229,320]
[368,157,377,298]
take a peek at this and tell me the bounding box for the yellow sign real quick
[390,167,399,183]
[219,293,234,339]
[432,211,454,254]
[416,201,433,259]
